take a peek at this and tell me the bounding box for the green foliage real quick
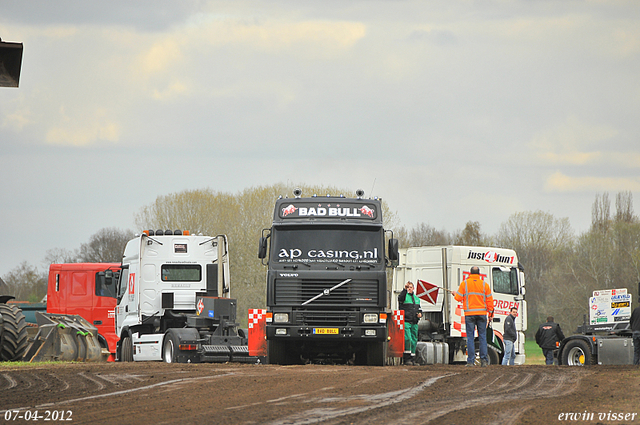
[523,339,545,365]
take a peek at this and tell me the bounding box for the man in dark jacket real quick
[501,307,518,365]
[398,281,422,365]
[630,305,640,365]
[535,316,565,365]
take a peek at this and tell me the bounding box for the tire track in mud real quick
[265,368,586,425]
[388,369,586,424]
[0,371,240,414]
[263,374,454,425]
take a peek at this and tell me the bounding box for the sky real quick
[1,1,640,277]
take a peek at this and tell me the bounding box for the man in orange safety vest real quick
[455,266,494,367]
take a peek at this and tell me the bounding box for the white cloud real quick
[529,115,618,166]
[545,171,640,192]
[45,107,120,146]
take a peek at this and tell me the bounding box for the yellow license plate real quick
[313,328,339,335]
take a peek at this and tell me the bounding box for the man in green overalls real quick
[398,281,422,365]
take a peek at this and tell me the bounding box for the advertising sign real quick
[589,288,632,325]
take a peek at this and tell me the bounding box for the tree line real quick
[2,184,638,338]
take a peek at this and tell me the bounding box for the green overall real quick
[403,293,420,354]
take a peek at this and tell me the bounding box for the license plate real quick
[313,328,339,335]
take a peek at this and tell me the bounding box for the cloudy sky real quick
[1,1,639,276]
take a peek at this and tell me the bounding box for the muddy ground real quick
[1,362,639,425]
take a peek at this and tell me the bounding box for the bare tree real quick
[495,210,574,329]
[43,247,78,265]
[615,191,635,223]
[396,222,450,248]
[77,228,135,263]
[2,261,47,302]
[591,192,611,232]
[453,221,487,246]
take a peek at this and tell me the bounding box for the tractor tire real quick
[561,339,594,366]
[0,304,29,361]
[120,336,133,362]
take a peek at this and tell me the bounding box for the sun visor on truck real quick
[0,39,23,87]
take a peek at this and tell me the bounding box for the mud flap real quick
[23,313,103,362]
[388,310,405,358]
[248,309,267,357]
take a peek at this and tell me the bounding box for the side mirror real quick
[388,238,399,262]
[258,236,268,259]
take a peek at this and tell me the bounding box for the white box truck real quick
[391,246,527,365]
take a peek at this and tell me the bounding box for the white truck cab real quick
[114,230,250,363]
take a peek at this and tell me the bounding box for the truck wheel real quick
[121,336,133,362]
[267,340,289,365]
[163,332,179,363]
[473,342,500,365]
[366,342,387,366]
[487,347,500,365]
[562,339,593,366]
[0,304,29,361]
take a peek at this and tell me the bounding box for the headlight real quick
[275,328,287,335]
[363,313,378,323]
[274,313,289,323]
[365,330,377,336]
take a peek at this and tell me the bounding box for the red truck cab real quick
[47,263,120,360]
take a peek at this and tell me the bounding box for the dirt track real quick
[1,362,639,424]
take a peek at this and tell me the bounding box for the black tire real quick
[366,342,387,366]
[0,304,29,361]
[120,336,133,362]
[487,346,500,365]
[473,341,500,365]
[163,331,179,363]
[561,339,594,366]
[267,340,289,365]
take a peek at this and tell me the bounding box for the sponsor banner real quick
[466,250,515,265]
[279,202,377,220]
[589,290,632,325]
[277,247,379,264]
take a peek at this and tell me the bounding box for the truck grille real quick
[294,311,357,326]
[274,278,379,307]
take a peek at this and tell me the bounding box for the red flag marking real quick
[416,279,439,305]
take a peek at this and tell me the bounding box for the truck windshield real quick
[270,226,383,268]
[492,266,519,295]
[95,272,118,298]
[161,265,202,282]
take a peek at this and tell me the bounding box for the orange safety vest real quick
[454,274,494,316]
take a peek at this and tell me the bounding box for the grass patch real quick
[524,339,545,365]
